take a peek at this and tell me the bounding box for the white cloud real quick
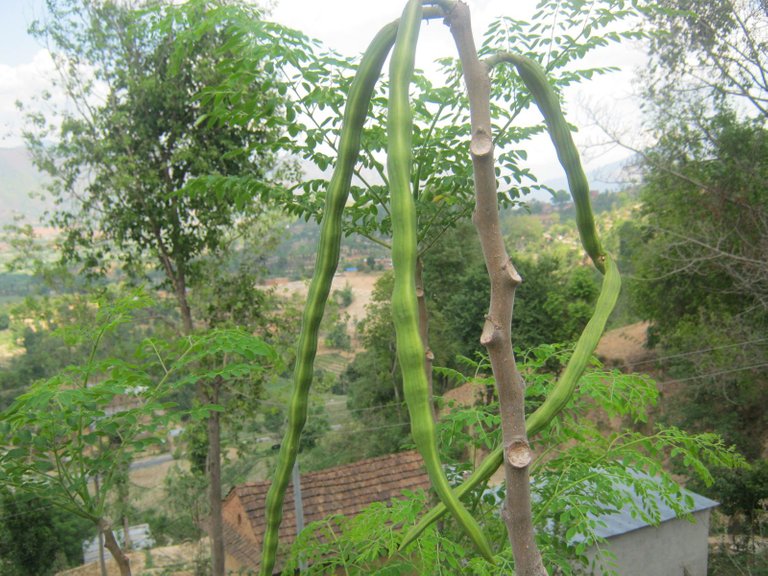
[0,49,60,146]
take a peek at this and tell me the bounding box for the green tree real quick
[625,114,768,458]
[21,3,298,571]
[0,292,164,409]
[22,0,284,334]
[0,292,276,576]
[0,488,93,575]
[610,2,768,468]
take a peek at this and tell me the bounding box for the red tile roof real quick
[223,450,431,572]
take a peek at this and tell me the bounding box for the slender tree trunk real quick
[99,520,132,576]
[175,269,194,336]
[444,3,547,574]
[94,475,108,576]
[97,524,108,576]
[156,244,226,574]
[156,240,225,573]
[207,377,225,576]
[122,515,131,552]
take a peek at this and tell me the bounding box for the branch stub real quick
[505,438,532,469]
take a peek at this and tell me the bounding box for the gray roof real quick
[592,481,718,539]
[526,468,720,543]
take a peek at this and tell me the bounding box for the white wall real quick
[584,509,712,576]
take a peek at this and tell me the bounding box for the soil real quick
[269,270,383,330]
[57,541,207,576]
[594,321,654,370]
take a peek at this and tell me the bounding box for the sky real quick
[0,0,648,182]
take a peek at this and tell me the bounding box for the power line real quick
[657,360,768,386]
[627,336,768,369]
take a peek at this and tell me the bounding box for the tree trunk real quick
[97,527,108,576]
[207,377,225,576]
[122,515,131,552]
[156,241,226,574]
[443,3,548,574]
[99,520,132,576]
[175,269,194,336]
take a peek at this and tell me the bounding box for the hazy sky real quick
[0,0,647,181]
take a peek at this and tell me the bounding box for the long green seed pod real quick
[491,52,605,272]
[387,0,494,562]
[258,23,399,576]
[400,254,621,549]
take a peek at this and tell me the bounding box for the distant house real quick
[221,450,431,574]
[581,481,717,576]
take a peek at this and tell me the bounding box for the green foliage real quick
[0,291,173,409]
[259,400,331,457]
[332,283,354,308]
[287,345,744,574]
[629,0,768,463]
[204,0,639,256]
[689,459,768,547]
[0,289,276,536]
[153,465,210,544]
[325,320,351,350]
[625,114,768,458]
[284,490,513,576]
[0,487,93,575]
[420,223,601,363]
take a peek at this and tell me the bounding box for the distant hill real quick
[0,146,52,226]
[0,146,638,227]
[540,155,638,199]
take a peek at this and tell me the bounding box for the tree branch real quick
[444,3,547,574]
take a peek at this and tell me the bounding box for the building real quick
[221,450,431,574]
[581,480,717,576]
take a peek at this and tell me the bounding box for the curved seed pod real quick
[258,22,399,576]
[388,0,494,562]
[496,52,605,273]
[400,254,621,549]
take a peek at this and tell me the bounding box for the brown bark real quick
[122,515,131,551]
[151,223,194,335]
[207,377,225,576]
[443,2,547,574]
[99,520,132,576]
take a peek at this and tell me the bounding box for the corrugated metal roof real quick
[591,479,718,539]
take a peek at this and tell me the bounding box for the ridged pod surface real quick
[503,53,605,273]
[258,21,399,576]
[387,0,494,562]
